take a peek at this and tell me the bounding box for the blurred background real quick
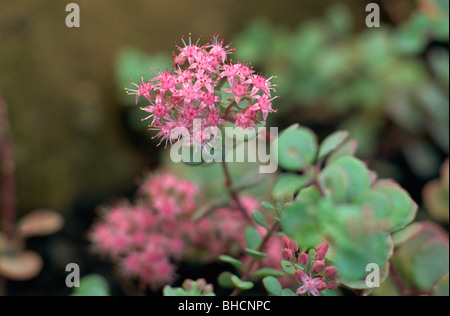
[0,0,448,295]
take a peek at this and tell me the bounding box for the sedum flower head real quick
[126,34,278,148]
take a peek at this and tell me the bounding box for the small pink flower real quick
[251,95,276,121]
[294,269,307,281]
[184,107,199,120]
[235,112,255,130]
[126,77,153,104]
[206,111,221,126]
[296,274,325,297]
[232,83,247,98]
[128,34,278,145]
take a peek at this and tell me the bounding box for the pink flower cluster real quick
[125,34,278,147]
[90,172,260,288]
[281,236,339,296]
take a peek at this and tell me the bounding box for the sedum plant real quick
[93,31,447,297]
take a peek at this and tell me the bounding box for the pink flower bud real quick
[298,253,309,265]
[282,235,292,249]
[294,269,308,282]
[313,260,325,273]
[316,282,327,291]
[326,266,338,280]
[315,243,329,261]
[327,281,339,291]
[289,240,299,253]
[282,248,293,261]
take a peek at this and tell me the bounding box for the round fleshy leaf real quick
[331,156,371,201]
[231,275,254,291]
[423,179,449,223]
[280,261,296,276]
[391,224,423,247]
[318,131,349,161]
[218,272,235,289]
[17,210,64,238]
[433,274,449,297]
[244,248,267,259]
[341,263,390,291]
[412,240,449,291]
[281,288,297,296]
[281,201,321,248]
[376,184,416,232]
[219,255,244,270]
[355,190,390,220]
[273,124,318,171]
[263,276,282,296]
[272,173,312,200]
[318,165,349,203]
[333,233,390,281]
[252,211,267,229]
[295,186,322,203]
[0,250,43,281]
[72,275,110,296]
[253,268,285,278]
[244,226,262,250]
[326,139,358,165]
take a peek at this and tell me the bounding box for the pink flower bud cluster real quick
[281,236,339,296]
[126,34,278,147]
[90,172,257,289]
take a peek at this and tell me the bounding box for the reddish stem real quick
[220,160,251,221]
[230,221,279,297]
[0,90,15,241]
[390,264,407,296]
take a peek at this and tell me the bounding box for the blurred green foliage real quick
[375,222,449,296]
[232,2,449,178]
[275,124,416,282]
[423,158,449,223]
[71,274,110,296]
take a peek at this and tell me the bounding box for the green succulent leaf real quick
[318,131,349,161]
[412,241,449,291]
[245,248,268,259]
[281,288,297,296]
[71,275,110,297]
[280,261,296,275]
[433,274,449,297]
[253,268,285,278]
[272,173,312,200]
[218,272,235,289]
[245,226,262,250]
[281,201,321,248]
[231,275,254,291]
[331,156,371,201]
[219,255,244,270]
[318,165,349,203]
[263,276,282,296]
[273,124,318,171]
[252,211,268,229]
[326,139,358,165]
